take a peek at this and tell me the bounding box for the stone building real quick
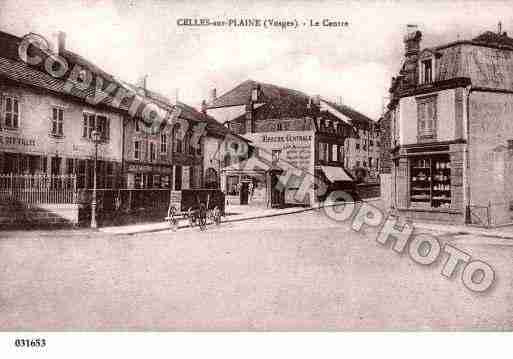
[0,30,125,187]
[387,26,513,226]
[205,80,371,207]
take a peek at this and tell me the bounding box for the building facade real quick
[206,80,368,207]
[388,27,513,226]
[0,30,124,189]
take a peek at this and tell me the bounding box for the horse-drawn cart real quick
[165,189,225,231]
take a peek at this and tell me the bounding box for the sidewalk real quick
[99,197,383,235]
[99,204,311,235]
[413,221,513,240]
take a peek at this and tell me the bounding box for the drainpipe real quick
[464,85,473,224]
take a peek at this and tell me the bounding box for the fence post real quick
[487,201,491,228]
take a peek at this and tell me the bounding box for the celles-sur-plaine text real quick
[176,18,349,29]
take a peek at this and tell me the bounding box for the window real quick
[152,174,161,188]
[3,95,19,129]
[370,140,374,147]
[363,161,367,167]
[417,96,437,141]
[421,59,433,84]
[173,125,182,153]
[76,159,86,189]
[410,154,451,209]
[356,142,360,150]
[338,146,344,163]
[272,149,281,165]
[82,113,109,141]
[150,142,156,162]
[51,107,64,137]
[134,140,141,160]
[160,133,167,154]
[332,145,338,162]
[356,161,361,167]
[277,123,283,131]
[106,162,115,188]
[135,120,140,133]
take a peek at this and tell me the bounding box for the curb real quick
[413,222,513,240]
[102,197,383,235]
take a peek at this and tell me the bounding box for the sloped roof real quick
[118,81,247,141]
[321,99,375,126]
[0,30,132,112]
[472,31,513,48]
[207,79,310,109]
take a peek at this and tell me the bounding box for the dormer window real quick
[418,49,438,85]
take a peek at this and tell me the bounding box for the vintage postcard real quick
[0,0,512,347]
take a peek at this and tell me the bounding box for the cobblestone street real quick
[1,210,512,330]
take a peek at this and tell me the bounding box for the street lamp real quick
[91,130,101,228]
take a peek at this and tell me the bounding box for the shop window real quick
[134,140,141,160]
[417,97,437,141]
[152,174,160,188]
[3,95,20,129]
[51,107,64,137]
[227,176,239,195]
[106,162,115,188]
[161,175,170,189]
[410,154,451,209]
[174,165,182,190]
[318,143,325,161]
[134,173,142,189]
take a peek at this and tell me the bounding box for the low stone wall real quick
[0,202,80,227]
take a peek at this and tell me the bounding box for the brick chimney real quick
[57,31,66,55]
[401,25,422,86]
[209,88,217,103]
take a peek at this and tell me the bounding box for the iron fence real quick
[0,174,77,204]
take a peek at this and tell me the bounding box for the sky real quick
[1,0,513,120]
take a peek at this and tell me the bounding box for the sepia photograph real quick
[1,0,513,354]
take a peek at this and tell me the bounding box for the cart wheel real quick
[171,217,178,231]
[213,206,221,226]
[167,207,178,231]
[188,208,195,228]
[199,216,207,231]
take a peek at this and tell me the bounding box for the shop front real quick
[393,142,465,224]
[125,162,173,189]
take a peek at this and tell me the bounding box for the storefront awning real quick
[320,166,354,182]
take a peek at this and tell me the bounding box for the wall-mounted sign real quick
[127,163,173,174]
[246,131,314,172]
